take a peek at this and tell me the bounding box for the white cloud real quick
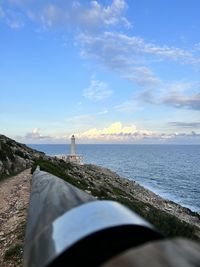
[74,0,130,30]
[78,32,160,87]
[76,121,153,141]
[25,128,51,140]
[83,79,113,100]
[19,127,71,143]
[6,17,24,29]
[75,121,200,143]
[162,92,200,111]
[0,7,24,29]
[138,81,200,111]
[78,31,200,88]
[7,0,131,31]
[122,66,160,86]
[162,81,196,94]
[40,4,67,29]
[169,122,200,128]
[16,123,200,144]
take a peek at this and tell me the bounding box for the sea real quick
[29,144,200,214]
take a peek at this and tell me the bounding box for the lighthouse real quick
[56,134,83,164]
[71,135,76,155]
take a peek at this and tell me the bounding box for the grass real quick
[3,220,26,266]
[31,158,89,191]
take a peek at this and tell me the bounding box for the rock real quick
[0,134,46,180]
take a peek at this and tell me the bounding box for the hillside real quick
[0,135,45,179]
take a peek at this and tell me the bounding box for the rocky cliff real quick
[0,135,44,179]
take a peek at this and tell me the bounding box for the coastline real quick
[28,143,200,215]
[31,158,200,240]
[82,164,200,228]
[82,161,200,215]
[121,176,200,215]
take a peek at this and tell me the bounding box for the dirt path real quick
[0,169,31,267]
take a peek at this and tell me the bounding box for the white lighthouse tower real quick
[70,134,76,155]
[56,134,83,164]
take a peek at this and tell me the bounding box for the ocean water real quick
[29,144,200,213]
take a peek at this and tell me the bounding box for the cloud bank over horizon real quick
[15,121,200,144]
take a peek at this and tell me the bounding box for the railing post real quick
[23,169,163,267]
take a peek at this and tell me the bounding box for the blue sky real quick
[0,0,200,144]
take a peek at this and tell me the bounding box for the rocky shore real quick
[66,163,200,234]
[72,163,200,229]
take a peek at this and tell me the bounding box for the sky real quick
[0,0,200,144]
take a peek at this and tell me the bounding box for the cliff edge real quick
[0,135,44,179]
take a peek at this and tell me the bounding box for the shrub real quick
[31,158,88,190]
[0,142,14,160]
[4,243,23,259]
[15,150,24,158]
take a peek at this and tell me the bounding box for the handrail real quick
[23,168,163,267]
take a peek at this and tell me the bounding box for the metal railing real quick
[23,167,163,267]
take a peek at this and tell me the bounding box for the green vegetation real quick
[14,150,24,158]
[88,185,197,239]
[3,220,26,265]
[31,158,89,190]
[0,142,15,161]
[115,196,196,239]
[4,243,23,260]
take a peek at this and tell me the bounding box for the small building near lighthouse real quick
[57,135,83,165]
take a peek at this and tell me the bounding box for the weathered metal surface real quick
[23,169,163,267]
[101,238,200,267]
[23,169,95,267]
